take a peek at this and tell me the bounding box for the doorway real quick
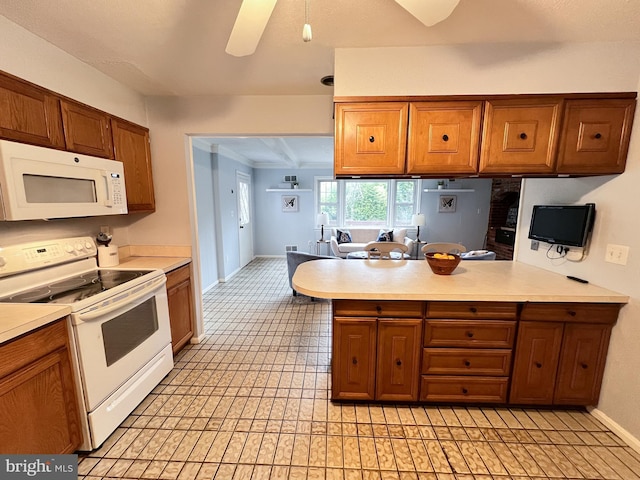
[237,171,253,268]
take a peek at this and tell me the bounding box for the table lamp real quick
[411,213,426,243]
[317,213,329,241]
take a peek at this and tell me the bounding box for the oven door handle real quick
[78,275,166,321]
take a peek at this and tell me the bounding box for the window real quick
[316,178,419,227]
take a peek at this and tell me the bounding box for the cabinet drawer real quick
[426,302,517,319]
[420,376,508,403]
[521,303,620,324]
[333,300,423,318]
[424,320,516,348]
[166,264,191,288]
[422,348,511,376]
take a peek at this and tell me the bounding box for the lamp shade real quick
[411,213,425,227]
[317,213,329,226]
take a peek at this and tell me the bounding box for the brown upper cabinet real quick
[0,72,65,149]
[334,93,636,178]
[334,102,408,176]
[0,69,156,214]
[479,98,562,175]
[112,118,155,213]
[407,101,482,175]
[556,98,636,175]
[60,99,114,158]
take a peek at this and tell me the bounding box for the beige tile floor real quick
[79,257,640,479]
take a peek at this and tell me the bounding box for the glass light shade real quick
[302,23,312,42]
[411,213,426,227]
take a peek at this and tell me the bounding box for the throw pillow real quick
[376,229,394,242]
[336,229,352,244]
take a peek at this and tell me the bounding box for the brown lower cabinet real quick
[0,318,82,454]
[332,300,620,406]
[166,264,195,355]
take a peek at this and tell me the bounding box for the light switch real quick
[605,244,629,265]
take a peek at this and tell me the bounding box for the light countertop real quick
[0,304,72,344]
[117,256,191,273]
[293,259,629,303]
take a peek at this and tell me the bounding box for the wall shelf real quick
[266,188,312,192]
[423,189,475,193]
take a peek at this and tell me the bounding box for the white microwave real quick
[0,140,127,221]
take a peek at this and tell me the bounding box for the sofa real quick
[286,251,340,296]
[330,227,412,258]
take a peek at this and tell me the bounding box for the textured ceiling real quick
[2,0,639,168]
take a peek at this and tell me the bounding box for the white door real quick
[237,172,253,268]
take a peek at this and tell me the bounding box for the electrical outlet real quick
[530,240,539,251]
[605,244,629,265]
[100,225,110,234]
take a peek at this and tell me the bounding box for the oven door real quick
[72,274,171,411]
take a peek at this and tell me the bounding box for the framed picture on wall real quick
[438,195,457,213]
[282,195,299,212]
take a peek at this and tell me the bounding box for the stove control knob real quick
[85,241,94,250]
[75,243,84,251]
[65,244,75,253]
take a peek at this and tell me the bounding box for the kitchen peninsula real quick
[293,260,627,406]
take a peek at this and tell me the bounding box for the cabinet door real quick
[111,118,156,212]
[407,101,482,175]
[334,102,408,176]
[557,99,636,175]
[60,99,114,158]
[554,323,612,405]
[166,265,194,355]
[509,321,564,405]
[332,317,377,400]
[376,319,422,401]
[479,99,562,174]
[0,71,65,149]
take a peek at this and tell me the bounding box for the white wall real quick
[0,17,148,248]
[335,42,640,442]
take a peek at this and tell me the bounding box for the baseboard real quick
[255,254,287,258]
[589,407,640,453]
[219,266,241,283]
[189,333,206,345]
[201,280,218,293]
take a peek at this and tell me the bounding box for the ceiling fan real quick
[225,0,461,57]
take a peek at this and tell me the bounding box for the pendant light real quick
[302,0,312,42]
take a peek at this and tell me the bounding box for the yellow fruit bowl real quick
[424,252,461,275]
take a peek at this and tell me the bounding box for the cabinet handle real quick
[469,307,477,313]
[352,357,358,365]
[519,133,527,140]
[396,359,402,367]
[442,134,449,141]
[567,310,577,317]
[595,133,602,139]
[462,387,468,394]
[369,136,375,143]
[535,362,543,368]
[464,360,471,367]
[376,305,382,314]
[580,363,588,369]
[466,331,474,338]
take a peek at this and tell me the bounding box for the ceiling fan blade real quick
[226,0,278,57]
[394,0,460,27]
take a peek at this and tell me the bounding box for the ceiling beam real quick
[258,138,300,168]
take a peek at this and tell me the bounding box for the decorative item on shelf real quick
[438,195,457,213]
[437,180,445,190]
[317,212,329,241]
[425,252,461,275]
[293,181,299,189]
[282,195,299,212]
[411,213,426,243]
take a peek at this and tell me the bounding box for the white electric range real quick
[0,236,174,450]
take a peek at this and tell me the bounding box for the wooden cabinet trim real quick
[334,92,638,103]
[426,301,518,319]
[422,348,512,376]
[424,320,516,349]
[521,303,620,324]
[420,375,508,403]
[333,300,423,318]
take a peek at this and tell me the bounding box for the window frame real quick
[315,176,420,228]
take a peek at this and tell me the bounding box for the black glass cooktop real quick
[1,269,149,304]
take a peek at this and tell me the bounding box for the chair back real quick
[364,241,409,259]
[421,242,467,255]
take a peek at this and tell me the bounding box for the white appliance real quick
[0,140,127,220]
[0,237,173,450]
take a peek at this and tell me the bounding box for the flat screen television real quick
[528,203,596,247]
